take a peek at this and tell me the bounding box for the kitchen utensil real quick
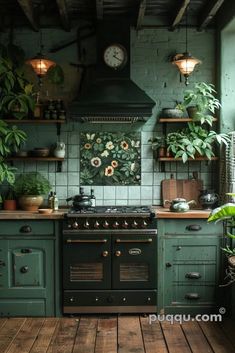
[165,198,196,212]
[162,176,203,208]
[199,189,219,209]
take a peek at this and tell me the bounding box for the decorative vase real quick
[18,195,43,211]
[53,142,65,158]
[3,200,17,211]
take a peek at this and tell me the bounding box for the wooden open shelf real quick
[158,157,219,161]
[7,157,64,161]
[159,117,218,123]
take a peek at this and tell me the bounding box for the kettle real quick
[165,198,196,212]
[199,189,219,210]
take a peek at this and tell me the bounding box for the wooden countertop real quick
[0,207,211,220]
[0,210,66,219]
[154,207,211,219]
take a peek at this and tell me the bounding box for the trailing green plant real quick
[14,172,51,196]
[166,122,230,163]
[0,119,27,184]
[208,196,235,286]
[182,82,221,125]
[0,46,35,119]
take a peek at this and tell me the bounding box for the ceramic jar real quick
[53,142,65,158]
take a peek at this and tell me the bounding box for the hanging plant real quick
[46,64,64,85]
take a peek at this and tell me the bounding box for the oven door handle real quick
[115,238,153,243]
[66,239,108,244]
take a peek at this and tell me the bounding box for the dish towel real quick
[220,132,235,204]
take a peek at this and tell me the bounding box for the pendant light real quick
[172,5,201,85]
[26,30,55,85]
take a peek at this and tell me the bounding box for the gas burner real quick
[105,207,119,213]
[69,207,97,214]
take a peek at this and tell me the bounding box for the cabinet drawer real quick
[172,243,218,262]
[0,299,46,316]
[171,284,216,305]
[164,219,222,235]
[175,264,216,283]
[0,220,54,236]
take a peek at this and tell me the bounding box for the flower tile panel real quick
[80,132,141,185]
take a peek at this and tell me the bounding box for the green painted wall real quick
[1,27,218,205]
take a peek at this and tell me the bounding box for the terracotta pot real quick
[18,195,43,211]
[3,199,17,211]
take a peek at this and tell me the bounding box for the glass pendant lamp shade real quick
[172,52,201,84]
[26,54,55,78]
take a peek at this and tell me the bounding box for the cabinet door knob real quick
[185,293,200,300]
[0,260,6,267]
[20,225,32,233]
[20,266,29,273]
[115,250,122,257]
[185,272,201,279]
[186,225,202,231]
[176,246,181,250]
[166,262,172,267]
[102,251,109,257]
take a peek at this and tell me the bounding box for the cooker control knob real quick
[69,297,75,302]
[122,297,127,302]
[102,251,109,257]
[95,297,99,302]
[107,296,114,303]
[132,220,138,228]
[103,221,109,229]
[68,224,72,229]
[141,220,148,228]
[147,297,151,302]
[113,221,119,228]
[94,221,100,229]
[122,220,128,228]
[84,220,90,229]
[72,221,79,229]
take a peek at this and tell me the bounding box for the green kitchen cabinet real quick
[0,220,61,317]
[157,218,223,315]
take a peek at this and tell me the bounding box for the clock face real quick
[103,44,127,70]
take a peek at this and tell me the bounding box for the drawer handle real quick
[66,239,107,243]
[21,249,32,253]
[0,260,5,267]
[185,272,201,279]
[185,293,200,300]
[186,225,202,231]
[20,266,29,274]
[20,225,32,233]
[166,262,172,267]
[115,238,152,243]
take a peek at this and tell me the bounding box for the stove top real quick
[68,206,152,215]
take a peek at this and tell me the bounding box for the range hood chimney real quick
[69,22,155,123]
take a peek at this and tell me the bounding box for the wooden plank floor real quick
[0,316,235,353]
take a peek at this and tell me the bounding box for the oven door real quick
[63,234,111,290]
[112,232,157,289]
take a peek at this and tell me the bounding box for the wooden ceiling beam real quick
[136,0,146,30]
[56,0,71,31]
[17,0,38,31]
[171,0,190,30]
[198,0,225,30]
[96,0,103,20]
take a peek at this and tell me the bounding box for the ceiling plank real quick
[56,0,71,31]
[17,0,38,31]
[199,0,225,30]
[96,0,103,20]
[136,0,146,30]
[171,0,190,30]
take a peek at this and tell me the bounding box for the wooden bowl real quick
[32,148,50,157]
[38,208,53,214]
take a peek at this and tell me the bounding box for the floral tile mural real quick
[80,132,141,185]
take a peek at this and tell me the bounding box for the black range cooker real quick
[63,206,157,314]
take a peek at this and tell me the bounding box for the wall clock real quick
[103,43,128,70]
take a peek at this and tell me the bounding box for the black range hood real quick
[69,22,155,123]
[69,78,155,123]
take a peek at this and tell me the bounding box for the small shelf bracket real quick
[57,160,62,172]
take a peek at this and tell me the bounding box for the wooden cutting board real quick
[162,178,203,208]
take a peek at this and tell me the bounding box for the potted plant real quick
[0,49,36,119]
[0,120,27,184]
[3,185,17,211]
[182,82,221,126]
[14,172,51,211]
[208,195,235,287]
[166,122,229,163]
[148,136,166,157]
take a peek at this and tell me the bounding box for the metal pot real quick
[66,188,92,209]
[165,198,196,212]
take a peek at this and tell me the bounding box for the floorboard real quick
[0,315,235,353]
